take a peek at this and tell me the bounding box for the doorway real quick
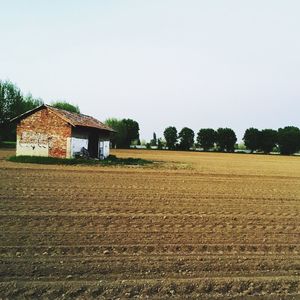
[88,133,99,158]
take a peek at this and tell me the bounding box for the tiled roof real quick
[11,104,114,132]
[47,105,114,131]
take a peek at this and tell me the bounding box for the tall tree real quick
[0,80,43,141]
[104,118,124,148]
[259,129,278,154]
[277,126,300,155]
[0,80,24,126]
[197,128,217,151]
[51,101,80,114]
[157,138,163,150]
[163,126,178,150]
[150,132,157,146]
[105,118,139,149]
[243,128,261,153]
[178,127,195,150]
[216,128,237,152]
[122,119,140,148]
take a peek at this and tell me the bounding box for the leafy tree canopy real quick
[0,80,43,141]
[178,127,195,151]
[163,126,178,150]
[105,118,124,148]
[197,128,217,151]
[216,128,237,152]
[243,127,261,153]
[259,129,278,154]
[122,118,140,148]
[51,101,80,114]
[277,126,300,155]
[105,118,139,149]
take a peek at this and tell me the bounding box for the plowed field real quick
[0,149,300,299]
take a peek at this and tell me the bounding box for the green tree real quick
[51,101,80,114]
[23,93,43,112]
[0,81,23,127]
[277,126,300,155]
[104,118,124,148]
[178,127,195,150]
[0,80,43,141]
[104,118,139,149]
[150,132,157,146]
[259,129,278,154]
[163,126,178,150]
[197,128,217,151]
[216,128,237,152]
[157,138,163,150]
[122,119,139,148]
[243,128,261,153]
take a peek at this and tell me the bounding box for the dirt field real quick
[1,149,300,299]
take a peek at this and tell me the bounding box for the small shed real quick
[11,104,114,159]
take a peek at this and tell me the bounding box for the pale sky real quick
[1,0,299,142]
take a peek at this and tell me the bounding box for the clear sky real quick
[1,0,299,142]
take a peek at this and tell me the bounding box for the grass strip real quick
[7,155,152,166]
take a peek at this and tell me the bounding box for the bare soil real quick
[0,149,300,299]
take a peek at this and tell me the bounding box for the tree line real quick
[163,127,237,152]
[162,126,300,155]
[243,127,300,155]
[1,80,300,155]
[106,120,300,155]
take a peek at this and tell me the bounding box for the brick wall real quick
[17,108,72,158]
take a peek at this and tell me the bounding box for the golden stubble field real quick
[0,149,300,299]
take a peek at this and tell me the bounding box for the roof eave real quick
[74,124,116,132]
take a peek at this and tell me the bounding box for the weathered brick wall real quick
[17,108,72,158]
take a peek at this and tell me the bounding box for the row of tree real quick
[163,127,237,152]
[0,80,80,141]
[1,80,300,155]
[243,127,300,155]
[162,126,300,155]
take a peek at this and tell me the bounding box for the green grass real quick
[7,155,153,166]
[0,141,16,148]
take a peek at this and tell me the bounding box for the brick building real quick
[11,104,114,159]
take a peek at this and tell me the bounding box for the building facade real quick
[12,105,114,159]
